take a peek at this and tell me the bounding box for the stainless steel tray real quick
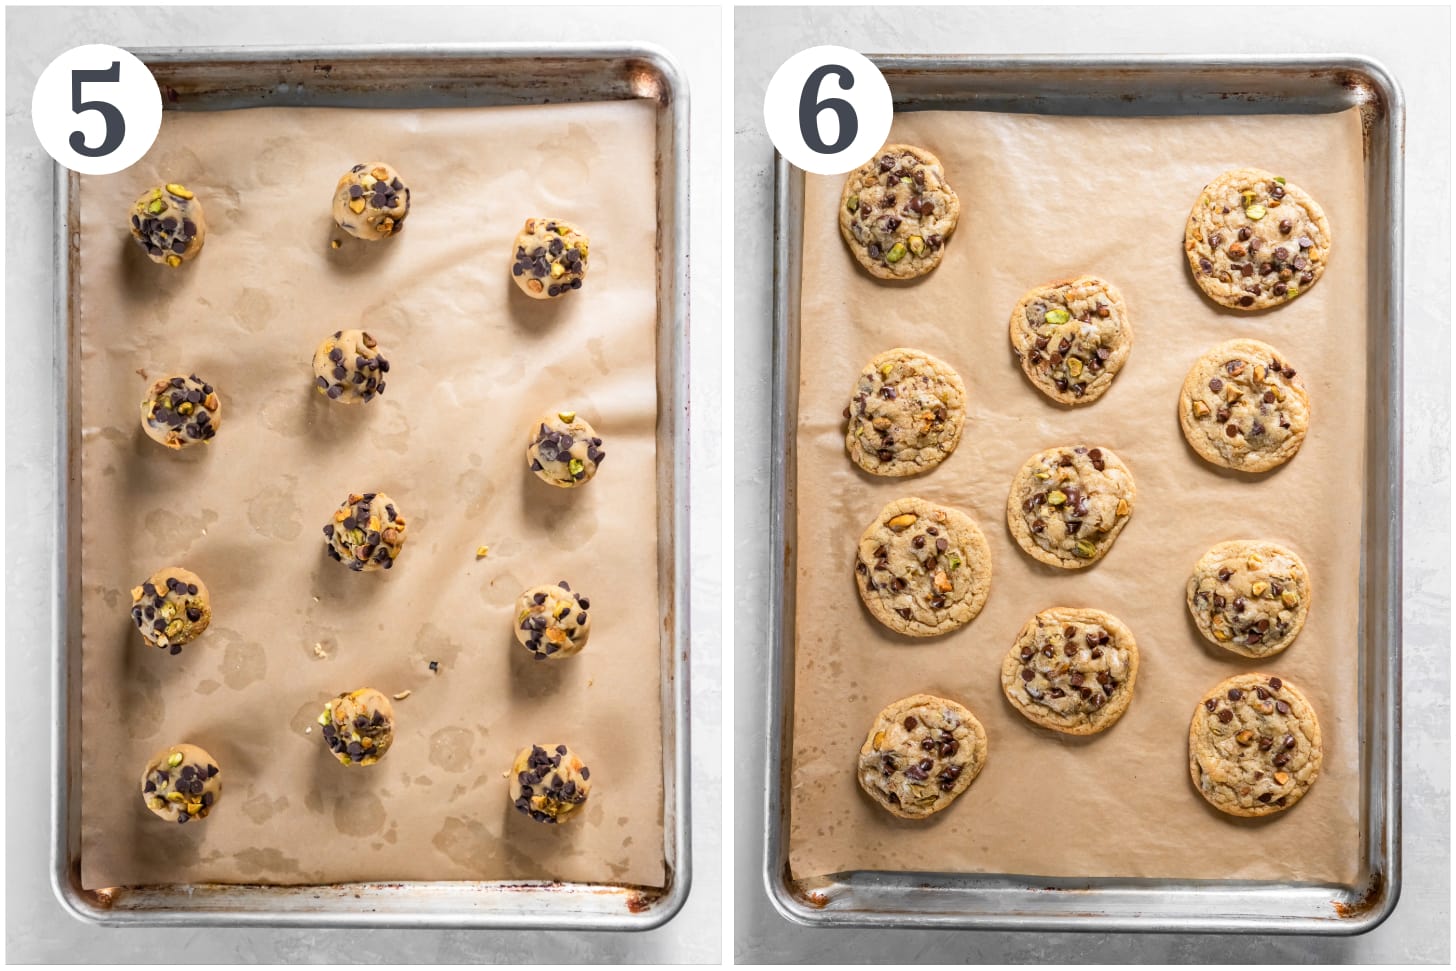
[51,44,691,929]
[765,54,1402,934]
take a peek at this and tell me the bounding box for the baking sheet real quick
[77,99,665,889]
[789,107,1367,885]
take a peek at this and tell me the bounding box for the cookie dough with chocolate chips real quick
[1179,338,1309,473]
[1189,673,1322,817]
[332,162,410,240]
[857,693,987,820]
[1185,167,1331,310]
[140,374,220,449]
[130,567,210,655]
[1007,445,1135,569]
[514,581,591,660]
[318,688,396,766]
[129,183,206,266]
[854,496,991,638]
[510,218,589,299]
[1187,540,1311,658]
[839,144,959,280]
[313,329,389,404]
[1000,607,1139,735]
[844,347,966,477]
[322,492,406,572]
[1009,275,1133,405]
[527,411,605,487]
[509,743,593,823]
[141,743,221,824]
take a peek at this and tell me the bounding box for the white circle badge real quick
[763,45,893,175]
[32,44,162,175]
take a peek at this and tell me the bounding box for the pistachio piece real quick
[907,235,926,256]
[557,411,577,423]
[1034,470,1051,480]
[1246,203,1267,221]
[1241,189,1257,206]
[885,242,907,263]
[1285,285,1300,299]
[167,751,185,767]
[1192,400,1211,418]
[1273,176,1286,185]
[946,553,962,571]
[846,194,859,212]
[348,198,366,214]
[164,255,182,268]
[886,513,918,531]
[1073,539,1097,559]
[1213,627,1231,641]
[550,262,565,279]
[165,183,194,200]
[1281,590,1300,608]
[872,730,886,749]
[1115,498,1130,516]
[1246,554,1262,568]
[1251,581,1269,596]
[1066,357,1084,378]
[147,199,166,214]
[568,458,585,476]
[879,362,894,376]
[1043,307,1070,325]
[475,545,489,558]
[1046,490,1067,507]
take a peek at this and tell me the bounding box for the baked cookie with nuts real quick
[1001,607,1139,735]
[1185,167,1331,310]
[857,693,987,819]
[318,688,396,766]
[854,496,991,638]
[332,162,410,240]
[322,492,406,572]
[839,144,959,280]
[511,218,589,299]
[1007,445,1135,569]
[1179,338,1309,473]
[313,329,389,404]
[129,183,206,267]
[141,743,221,824]
[130,567,210,655]
[140,374,220,449]
[510,743,592,823]
[1189,673,1322,817]
[514,581,591,659]
[527,411,605,487]
[844,347,966,477]
[1009,276,1132,405]
[1187,540,1311,658]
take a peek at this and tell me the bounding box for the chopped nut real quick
[1192,400,1211,418]
[1073,539,1097,558]
[1046,490,1067,507]
[872,730,886,749]
[1213,628,1231,641]
[1273,771,1290,785]
[1251,581,1269,596]
[1067,357,1084,378]
[846,195,859,211]
[907,235,926,256]
[348,198,366,214]
[1246,554,1263,569]
[1246,203,1267,220]
[167,751,184,767]
[1236,730,1255,745]
[1044,307,1070,325]
[885,242,907,263]
[1115,498,1130,516]
[475,545,489,558]
[933,570,952,593]
[1281,591,1300,608]
[164,183,194,199]
[886,513,917,530]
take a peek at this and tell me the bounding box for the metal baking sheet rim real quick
[764,53,1403,934]
[50,43,691,930]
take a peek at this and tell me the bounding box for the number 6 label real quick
[764,46,892,175]
[32,44,161,175]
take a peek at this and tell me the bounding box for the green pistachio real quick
[1245,203,1267,220]
[846,195,859,212]
[1073,539,1097,558]
[557,411,576,423]
[568,458,584,476]
[947,553,962,571]
[885,242,907,263]
[1043,308,1070,325]
[1273,176,1286,185]
[167,751,184,767]
[1046,490,1067,506]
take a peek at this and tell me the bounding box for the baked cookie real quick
[313,329,389,404]
[1179,339,1308,473]
[1007,446,1135,569]
[839,144,959,280]
[514,581,591,660]
[509,743,592,823]
[322,492,406,572]
[1185,167,1331,310]
[1187,540,1311,658]
[1189,673,1322,817]
[856,693,987,819]
[854,497,991,638]
[129,183,206,267]
[527,411,605,487]
[844,347,966,477]
[130,567,210,655]
[140,374,220,449]
[1009,276,1132,404]
[318,688,396,766]
[1001,607,1139,735]
[511,218,589,299]
[140,743,221,824]
[332,163,410,240]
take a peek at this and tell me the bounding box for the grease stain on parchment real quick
[242,792,290,825]
[232,846,300,876]
[432,816,497,871]
[195,679,221,695]
[247,474,302,540]
[411,621,465,671]
[259,385,312,439]
[144,507,219,555]
[122,666,165,739]
[233,287,273,334]
[212,628,266,690]
[455,467,496,520]
[429,727,474,772]
[333,790,386,837]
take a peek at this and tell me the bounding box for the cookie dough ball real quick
[313,329,389,404]
[510,217,589,299]
[332,162,410,240]
[1179,339,1309,473]
[857,694,987,819]
[318,688,396,766]
[1185,168,1331,310]
[1007,445,1135,569]
[509,743,593,823]
[130,567,210,655]
[140,373,220,449]
[1001,607,1139,735]
[323,491,406,572]
[1187,540,1312,658]
[1189,673,1322,817]
[129,183,206,267]
[844,347,966,477]
[141,743,221,823]
[514,581,591,660]
[1009,275,1133,404]
[527,411,605,487]
[839,144,959,280]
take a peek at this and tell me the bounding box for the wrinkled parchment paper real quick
[77,100,665,889]
[789,108,1367,884]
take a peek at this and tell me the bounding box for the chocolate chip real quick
[1217,709,1233,723]
[903,716,917,730]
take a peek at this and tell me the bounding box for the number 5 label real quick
[764,46,892,175]
[32,44,161,175]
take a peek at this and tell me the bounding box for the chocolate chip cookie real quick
[1001,607,1139,735]
[844,347,966,477]
[129,183,206,267]
[839,144,959,280]
[857,693,987,819]
[140,743,221,824]
[1187,540,1311,658]
[1185,167,1331,310]
[130,567,210,655]
[1189,673,1322,817]
[1007,446,1135,569]
[1009,276,1132,405]
[140,373,220,449]
[854,496,992,638]
[1179,338,1309,473]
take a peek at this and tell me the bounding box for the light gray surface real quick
[5,5,721,963]
[733,5,1450,963]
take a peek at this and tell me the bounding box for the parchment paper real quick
[789,108,1368,884]
[77,100,665,889]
